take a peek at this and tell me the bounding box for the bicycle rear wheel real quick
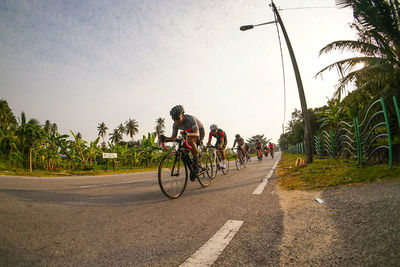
[158,151,188,199]
[198,153,212,187]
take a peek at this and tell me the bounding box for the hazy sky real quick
[0,0,356,145]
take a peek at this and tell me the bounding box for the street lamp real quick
[240,1,313,164]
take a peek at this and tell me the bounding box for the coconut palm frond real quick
[335,0,352,9]
[319,40,379,56]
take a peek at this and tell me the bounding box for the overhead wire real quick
[273,12,286,135]
[270,3,336,135]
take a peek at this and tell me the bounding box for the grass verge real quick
[0,167,158,177]
[277,152,400,190]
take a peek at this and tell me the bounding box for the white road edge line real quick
[252,153,281,195]
[180,220,244,267]
[78,178,151,188]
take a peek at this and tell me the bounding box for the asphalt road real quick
[0,154,282,266]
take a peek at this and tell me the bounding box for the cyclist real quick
[206,124,228,169]
[244,143,251,161]
[160,105,205,179]
[255,139,262,159]
[232,134,246,158]
[268,142,274,158]
[263,145,269,157]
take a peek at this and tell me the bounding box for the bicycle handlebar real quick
[160,134,192,151]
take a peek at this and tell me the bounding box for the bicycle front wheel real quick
[206,151,217,179]
[241,155,247,168]
[198,153,212,187]
[222,155,229,175]
[158,151,188,199]
[235,154,241,170]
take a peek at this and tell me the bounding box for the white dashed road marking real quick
[180,220,244,267]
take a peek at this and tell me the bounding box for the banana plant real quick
[137,133,162,167]
[86,137,102,167]
[70,130,88,169]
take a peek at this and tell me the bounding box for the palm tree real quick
[43,120,51,133]
[117,123,125,136]
[317,0,400,99]
[154,117,165,137]
[97,122,108,143]
[247,134,270,148]
[125,118,139,140]
[50,123,58,135]
[109,128,123,144]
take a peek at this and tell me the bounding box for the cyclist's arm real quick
[206,131,213,146]
[164,124,179,142]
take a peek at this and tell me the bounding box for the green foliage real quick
[0,99,17,129]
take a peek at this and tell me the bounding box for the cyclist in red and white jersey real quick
[268,142,274,158]
[206,124,228,169]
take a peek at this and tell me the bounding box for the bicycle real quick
[158,134,213,199]
[245,150,251,163]
[207,145,229,177]
[264,148,269,158]
[270,149,274,159]
[233,147,246,170]
[256,149,263,163]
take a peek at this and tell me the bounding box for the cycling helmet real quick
[235,134,240,138]
[170,105,184,119]
[210,124,218,131]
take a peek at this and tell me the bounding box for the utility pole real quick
[270,1,313,163]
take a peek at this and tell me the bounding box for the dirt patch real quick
[277,186,337,266]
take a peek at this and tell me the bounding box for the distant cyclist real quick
[232,134,246,157]
[264,145,269,157]
[268,142,274,158]
[255,139,262,159]
[206,124,228,169]
[244,143,251,161]
[160,105,205,179]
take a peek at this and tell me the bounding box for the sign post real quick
[102,153,117,172]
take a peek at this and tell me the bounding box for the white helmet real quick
[210,124,218,131]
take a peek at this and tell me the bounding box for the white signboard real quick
[103,153,117,159]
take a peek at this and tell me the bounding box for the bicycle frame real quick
[162,137,192,173]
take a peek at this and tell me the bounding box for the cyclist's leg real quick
[220,141,227,168]
[221,138,227,160]
[188,136,201,175]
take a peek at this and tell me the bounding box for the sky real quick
[0,0,357,146]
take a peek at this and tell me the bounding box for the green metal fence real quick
[287,96,394,167]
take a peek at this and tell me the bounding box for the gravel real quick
[277,179,400,266]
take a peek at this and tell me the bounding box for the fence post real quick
[329,129,336,158]
[381,97,393,168]
[318,135,322,156]
[353,117,362,165]
[393,96,400,129]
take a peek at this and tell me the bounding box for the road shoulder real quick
[276,185,337,266]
